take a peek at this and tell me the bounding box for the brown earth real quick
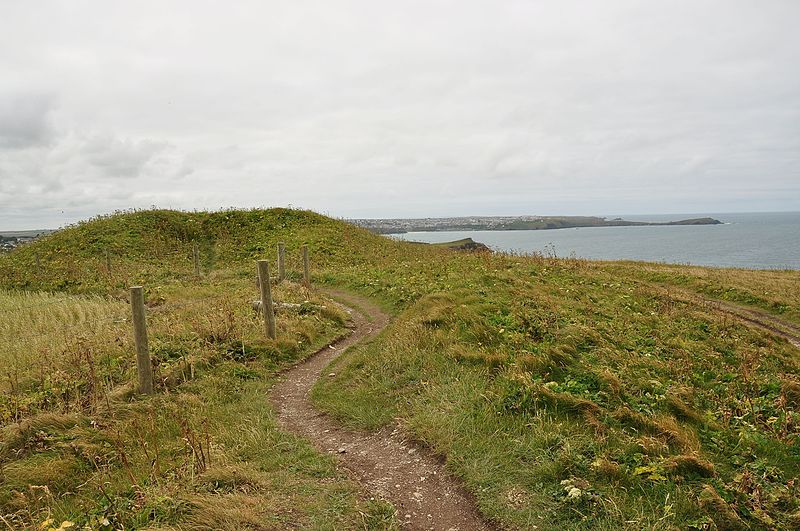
[270,289,495,531]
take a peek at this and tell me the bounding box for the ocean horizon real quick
[389,211,800,270]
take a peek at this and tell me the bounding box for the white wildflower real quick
[567,487,582,499]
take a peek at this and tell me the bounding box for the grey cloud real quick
[0,0,798,229]
[0,93,55,149]
[80,135,168,179]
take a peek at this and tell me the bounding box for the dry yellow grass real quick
[0,290,128,395]
[0,279,389,529]
[615,262,800,324]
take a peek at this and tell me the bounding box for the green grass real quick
[1,208,799,530]
[608,261,800,326]
[313,254,800,529]
[0,290,128,422]
[0,212,401,528]
[0,355,396,529]
[0,277,397,528]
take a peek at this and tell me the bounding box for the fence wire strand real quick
[2,295,222,344]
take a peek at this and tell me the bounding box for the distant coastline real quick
[0,229,53,252]
[381,212,798,270]
[353,215,722,235]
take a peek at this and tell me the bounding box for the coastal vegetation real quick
[0,209,798,529]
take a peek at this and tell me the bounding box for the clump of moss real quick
[665,394,708,426]
[698,484,745,530]
[196,465,267,494]
[448,345,505,368]
[781,379,800,408]
[591,457,624,481]
[665,454,715,479]
[615,407,698,452]
[0,413,83,459]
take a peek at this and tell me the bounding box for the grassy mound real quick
[0,208,395,293]
[0,209,399,528]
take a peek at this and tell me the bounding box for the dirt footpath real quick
[270,289,494,531]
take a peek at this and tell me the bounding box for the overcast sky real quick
[1,1,798,229]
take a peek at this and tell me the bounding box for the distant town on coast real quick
[0,230,53,252]
[352,215,722,234]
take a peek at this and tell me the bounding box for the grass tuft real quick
[698,484,746,530]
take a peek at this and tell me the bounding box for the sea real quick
[389,212,800,270]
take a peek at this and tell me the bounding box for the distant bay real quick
[389,212,800,270]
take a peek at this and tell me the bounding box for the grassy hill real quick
[1,208,798,529]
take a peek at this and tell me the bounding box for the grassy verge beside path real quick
[1,272,396,528]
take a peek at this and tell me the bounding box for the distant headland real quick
[352,215,723,234]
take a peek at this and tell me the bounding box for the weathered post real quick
[302,244,310,288]
[193,241,201,276]
[35,253,41,269]
[130,286,153,394]
[277,242,286,282]
[257,260,276,339]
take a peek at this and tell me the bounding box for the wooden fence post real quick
[277,242,286,282]
[35,253,41,269]
[130,286,154,394]
[193,241,201,276]
[302,244,310,288]
[257,260,276,339]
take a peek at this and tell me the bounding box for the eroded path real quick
[658,285,800,348]
[707,299,800,348]
[270,289,493,531]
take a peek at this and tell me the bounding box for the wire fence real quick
[0,297,221,346]
[0,292,224,425]
[0,244,313,423]
[0,295,83,314]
